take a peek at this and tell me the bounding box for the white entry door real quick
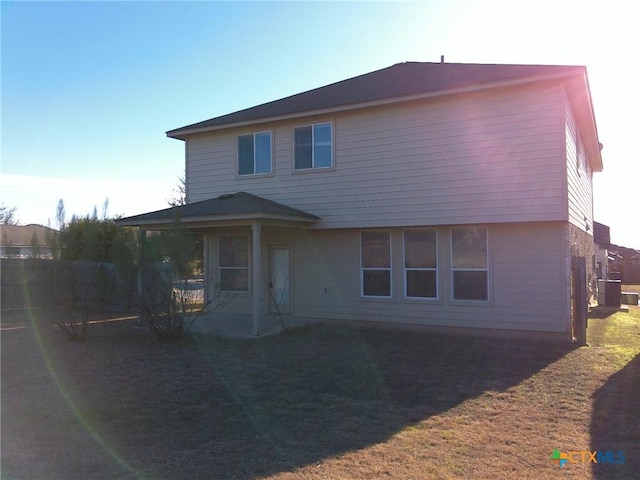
[270,247,291,314]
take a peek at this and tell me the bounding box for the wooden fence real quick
[0,259,136,311]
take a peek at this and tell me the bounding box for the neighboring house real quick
[593,225,640,284]
[627,253,640,284]
[609,244,640,284]
[593,221,610,280]
[0,224,57,259]
[118,61,603,341]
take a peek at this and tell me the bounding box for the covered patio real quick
[116,192,319,337]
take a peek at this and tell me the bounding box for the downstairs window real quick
[361,231,391,297]
[404,229,438,299]
[451,226,488,301]
[219,235,249,292]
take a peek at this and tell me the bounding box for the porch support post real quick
[251,223,262,336]
[202,233,210,305]
[136,228,147,327]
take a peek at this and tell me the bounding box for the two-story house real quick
[119,61,603,342]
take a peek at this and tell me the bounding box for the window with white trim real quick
[361,231,391,297]
[238,132,272,175]
[218,235,249,292]
[451,226,488,301]
[404,229,437,298]
[294,122,332,170]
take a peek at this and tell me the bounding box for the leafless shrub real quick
[51,304,89,342]
[135,269,227,340]
[51,263,97,341]
[267,273,290,332]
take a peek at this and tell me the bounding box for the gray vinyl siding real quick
[185,83,568,229]
[291,223,566,333]
[203,222,567,333]
[565,93,594,232]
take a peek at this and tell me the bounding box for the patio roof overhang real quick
[117,192,318,337]
[115,191,319,230]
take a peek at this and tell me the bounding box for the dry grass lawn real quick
[1,305,638,479]
[621,284,640,295]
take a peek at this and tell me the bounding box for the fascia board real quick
[116,212,317,228]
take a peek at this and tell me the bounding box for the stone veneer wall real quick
[567,224,596,304]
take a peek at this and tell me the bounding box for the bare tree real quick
[167,176,186,207]
[30,231,41,259]
[55,199,66,231]
[0,203,19,225]
[101,197,109,221]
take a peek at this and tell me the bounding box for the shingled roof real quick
[0,224,57,246]
[116,192,318,227]
[167,61,586,138]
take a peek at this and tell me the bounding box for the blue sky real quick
[2,1,639,247]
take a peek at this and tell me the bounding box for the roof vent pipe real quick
[440,55,445,64]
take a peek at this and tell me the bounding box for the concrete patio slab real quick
[189,312,321,338]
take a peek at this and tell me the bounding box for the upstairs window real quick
[238,132,272,175]
[219,235,249,292]
[451,226,488,301]
[361,231,391,297]
[294,122,332,170]
[404,229,438,299]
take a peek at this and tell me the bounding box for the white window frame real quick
[237,131,272,176]
[360,230,392,298]
[450,226,489,302]
[293,122,333,170]
[403,228,438,300]
[218,234,250,293]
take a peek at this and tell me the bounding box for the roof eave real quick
[166,69,585,139]
[116,211,318,228]
[580,72,604,172]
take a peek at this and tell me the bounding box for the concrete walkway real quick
[190,312,321,338]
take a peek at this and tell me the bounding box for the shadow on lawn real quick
[588,307,622,319]
[8,318,572,480]
[147,325,572,479]
[590,353,640,479]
